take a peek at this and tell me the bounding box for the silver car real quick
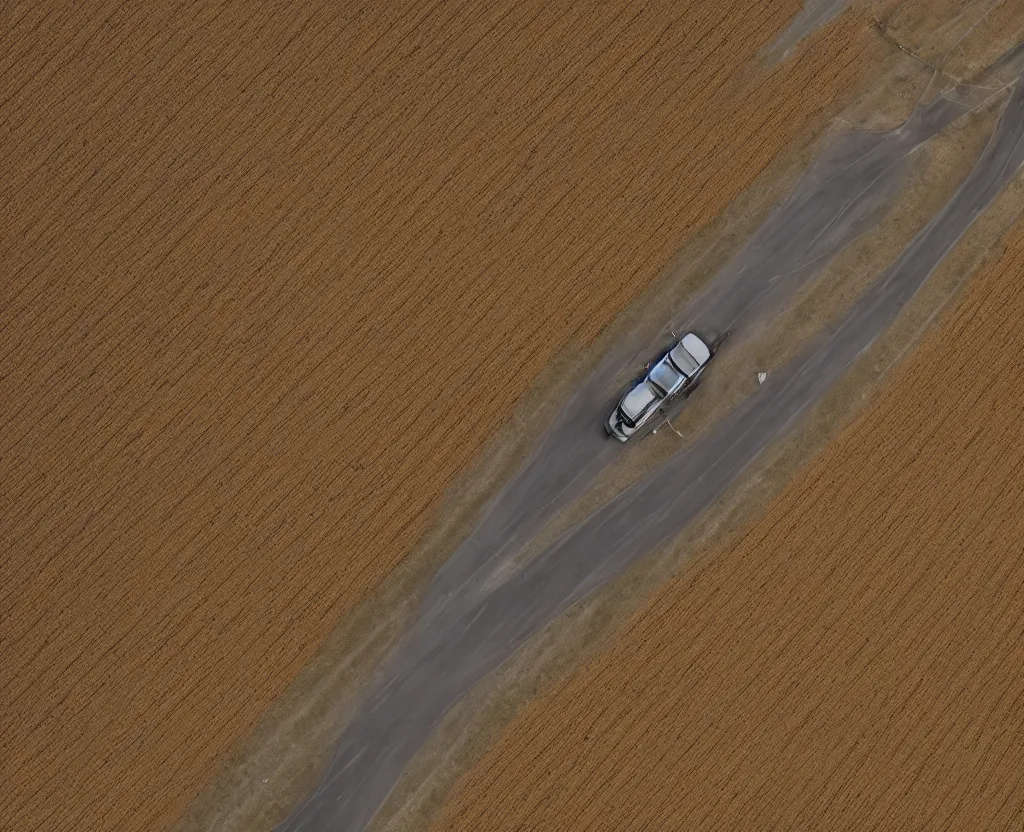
[606,333,712,442]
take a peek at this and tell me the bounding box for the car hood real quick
[621,382,659,419]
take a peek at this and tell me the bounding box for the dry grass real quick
[0,2,882,830]
[435,215,1024,831]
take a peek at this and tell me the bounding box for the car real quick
[606,333,713,442]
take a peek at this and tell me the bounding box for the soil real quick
[1,2,881,831]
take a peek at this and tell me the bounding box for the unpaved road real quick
[763,0,855,63]
[412,46,1023,636]
[435,182,1024,832]
[278,53,1024,832]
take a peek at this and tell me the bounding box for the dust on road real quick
[279,57,1024,832]
[435,198,1024,832]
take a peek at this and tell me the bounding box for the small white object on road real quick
[757,372,767,385]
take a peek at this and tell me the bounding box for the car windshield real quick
[649,361,682,396]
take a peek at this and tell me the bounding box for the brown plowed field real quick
[435,219,1024,831]
[0,2,880,830]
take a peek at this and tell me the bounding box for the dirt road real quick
[276,47,1024,832]
[438,197,1024,832]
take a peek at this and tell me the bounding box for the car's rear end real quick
[669,334,711,377]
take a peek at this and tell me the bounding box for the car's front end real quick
[606,407,632,442]
[607,381,660,442]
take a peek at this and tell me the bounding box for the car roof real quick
[649,359,684,394]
